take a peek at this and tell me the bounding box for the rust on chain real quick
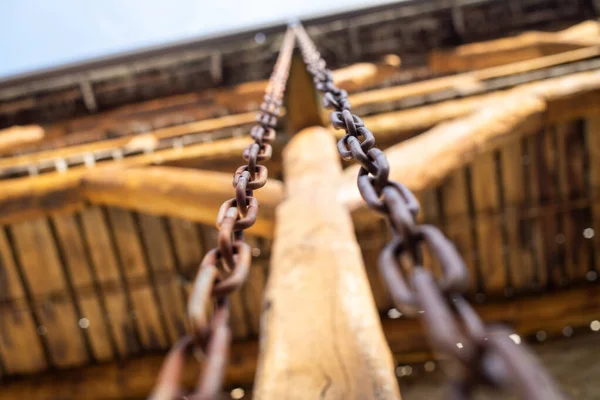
[151,27,295,399]
[293,22,568,400]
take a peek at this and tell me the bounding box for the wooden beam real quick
[338,93,547,221]
[0,137,283,239]
[349,45,600,109]
[429,21,600,73]
[82,166,283,238]
[2,283,599,399]
[0,125,44,154]
[0,113,257,172]
[339,69,600,222]
[345,67,600,145]
[254,127,400,399]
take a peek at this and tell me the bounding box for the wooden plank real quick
[499,140,535,290]
[136,213,187,342]
[563,120,595,280]
[9,219,88,367]
[239,235,267,335]
[440,169,478,294]
[4,283,600,398]
[82,166,283,239]
[254,127,400,399]
[166,217,204,275]
[0,227,47,374]
[429,21,600,73]
[165,217,204,301]
[585,116,600,278]
[0,113,257,171]
[105,208,169,350]
[349,46,600,108]
[523,133,548,288]
[418,188,443,281]
[78,207,140,356]
[470,152,506,295]
[340,93,546,216]
[51,214,115,361]
[533,127,566,287]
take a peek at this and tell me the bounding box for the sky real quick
[0,0,398,78]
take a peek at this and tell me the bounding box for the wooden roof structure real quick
[2,1,600,398]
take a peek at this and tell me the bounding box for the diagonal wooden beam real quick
[339,69,600,225]
[0,139,282,239]
[339,67,600,145]
[429,21,600,73]
[82,166,283,238]
[348,45,600,109]
[0,113,257,172]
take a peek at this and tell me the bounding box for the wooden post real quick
[253,127,401,399]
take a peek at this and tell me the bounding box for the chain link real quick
[294,23,568,400]
[150,27,295,400]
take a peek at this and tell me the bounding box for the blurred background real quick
[1,0,600,399]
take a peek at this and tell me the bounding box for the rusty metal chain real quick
[293,23,567,400]
[150,28,295,400]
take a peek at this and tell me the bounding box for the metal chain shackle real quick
[150,28,295,400]
[293,23,567,400]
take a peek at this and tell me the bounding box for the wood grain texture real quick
[254,127,401,400]
[10,219,88,368]
[82,166,283,239]
[0,227,46,373]
[340,93,546,216]
[585,116,600,278]
[470,152,506,294]
[4,283,600,399]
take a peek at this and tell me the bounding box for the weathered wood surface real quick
[0,113,256,171]
[0,125,44,154]
[254,127,401,399]
[350,45,600,109]
[341,69,600,220]
[2,284,600,399]
[83,166,283,238]
[429,21,600,73]
[347,67,600,145]
[12,61,398,157]
[4,70,600,233]
[339,93,547,215]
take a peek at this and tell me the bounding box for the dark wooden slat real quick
[560,120,595,281]
[471,152,506,295]
[105,209,169,350]
[534,128,566,287]
[500,140,536,291]
[523,133,548,288]
[0,227,46,374]
[440,169,478,293]
[585,116,600,278]
[51,214,116,361]
[10,219,88,367]
[136,213,187,342]
[79,207,140,357]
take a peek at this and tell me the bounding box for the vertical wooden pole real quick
[253,127,401,399]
